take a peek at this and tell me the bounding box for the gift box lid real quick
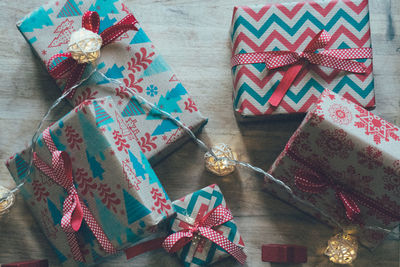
[16,0,208,164]
[268,89,400,248]
[230,0,374,116]
[170,184,245,266]
[5,96,173,265]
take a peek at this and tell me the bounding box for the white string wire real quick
[1,68,396,239]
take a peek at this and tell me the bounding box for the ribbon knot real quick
[231,29,372,107]
[294,168,361,221]
[47,11,138,98]
[33,128,116,262]
[162,204,246,264]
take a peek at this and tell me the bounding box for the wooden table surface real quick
[0,0,399,266]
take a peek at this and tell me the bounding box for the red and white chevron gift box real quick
[230,0,374,117]
[267,89,400,249]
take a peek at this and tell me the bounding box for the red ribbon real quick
[162,204,246,264]
[286,149,400,222]
[33,128,116,262]
[47,11,138,98]
[294,168,360,221]
[231,30,372,107]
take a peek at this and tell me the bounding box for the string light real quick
[0,186,15,216]
[204,143,237,176]
[68,28,102,64]
[324,232,358,264]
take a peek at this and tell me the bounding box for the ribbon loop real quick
[47,11,138,98]
[162,204,246,264]
[33,128,116,262]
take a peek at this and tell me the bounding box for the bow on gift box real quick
[231,30,373,107]
[47,11,138,98]
[162,204,246,264]
[286,150,400,222]
[33,128,116,262]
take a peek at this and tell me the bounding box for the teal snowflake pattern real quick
[146,85,158,97]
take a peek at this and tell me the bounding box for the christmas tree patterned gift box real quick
[162,184,246,266]
[16,0,207,164]
[230,0,374,118]
[5,97,173,266]
[267,89,400,249]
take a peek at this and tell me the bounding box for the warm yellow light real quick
[324,233,358,264]
[68,28,102,64]
[204,143,237,176]
[0,186,15,216]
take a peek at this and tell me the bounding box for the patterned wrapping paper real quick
[230,0,374,117]
[170,184,245,266]
[16,0,207,164]
[267,89,400,249]
[5,97,173,266]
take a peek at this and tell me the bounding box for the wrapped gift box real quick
[5,97,173,265]
[230,0,374,118]
[267,89,400,248]
[17,0,207,164]
[169,184,245,266]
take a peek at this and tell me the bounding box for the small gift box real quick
[267,89,400,248]
[17,0,207,163]
[230,0,374,118]
[163,184,246,266]
[5,97,173,265]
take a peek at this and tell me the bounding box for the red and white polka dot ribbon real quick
[231,30,373,107]
[162,204,246,264]
[33,127,116,262]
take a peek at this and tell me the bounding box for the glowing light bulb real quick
[68,28,102,64]
[324,233,358,264]
[0,186,15,217]
[204,143,237,176]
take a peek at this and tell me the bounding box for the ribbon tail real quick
[66,232,85,262]
[82,11,100,33]
[268,63,304,107]
[64,63,87,97]
[81,203,117,254]
[336,191,360,221]
[162,231,193,253]
[199,227,246,264]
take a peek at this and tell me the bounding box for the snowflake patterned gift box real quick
[230,0,374,118]
[164,184,246,266]
[16,0,207,164]
[5,97,173,266]
[267,89,400,249]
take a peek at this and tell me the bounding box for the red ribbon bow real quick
[162,204,246,264]
[231,30,372,107]
[47,11,138,98]
[294,168,360,221]
[33,128,116,262]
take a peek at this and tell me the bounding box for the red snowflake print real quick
[383,166,400,196]
[342,166,375,196]
[41,50,47,55]
[316,129,354,158]
[354,105,400,144]
[284,129,311,155]
[357,146,383,169]
[306,111,324,127]
[328,103,353,125]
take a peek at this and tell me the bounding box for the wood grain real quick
[0,0,399,266]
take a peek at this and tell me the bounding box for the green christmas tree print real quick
[123,189,151,224]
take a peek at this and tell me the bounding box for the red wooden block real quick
[2,259,48,267]
[262,244,307,263]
